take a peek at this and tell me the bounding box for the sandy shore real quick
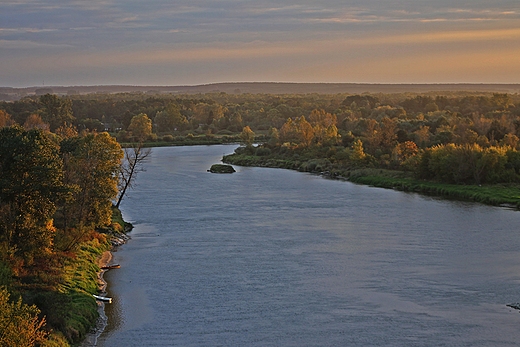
[97,251,112,292]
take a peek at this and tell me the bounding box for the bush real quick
[0,287,49,346]
[0,260,13,287]
[147,133,158,142]
[217,129,234,135]
[255,147,271,156]
[162,134,174,142]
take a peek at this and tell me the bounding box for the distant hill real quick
[1,83,520,101]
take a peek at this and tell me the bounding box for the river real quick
[97,144,520,346]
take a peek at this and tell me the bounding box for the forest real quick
[2,90,520,345]
[3,91,520,186]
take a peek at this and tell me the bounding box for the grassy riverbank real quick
[23,236,111,346]
[347,169,520,207]
[224,153,520,208]
[5,207,129,347]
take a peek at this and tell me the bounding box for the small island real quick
[209,164,236,173]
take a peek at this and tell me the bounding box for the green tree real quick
[154,104,188,133]
[0,126,64,265]
[228,112,243,132]
[38,94,74,132]
[267,127,280,147]
[57,133,123,250]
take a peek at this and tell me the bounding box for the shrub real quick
[255,147,271,156]
[162,134,174,142]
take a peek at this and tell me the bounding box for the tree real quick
[500,133,519,149]
[116,143,151,208]
[0,287,48,347]
[0,110,15,128]
[79,118,105,132]
[376,117,398,152]
[392,141,419,165]
[308,109,339,146]
[279,116,314,147]
[154,104,188,133]
[413,125,431,148]
[38,94,74,132]
[55,122,78,139]
[0,126,64,265]
[240,126,255,147]
[23,114,49,131]
[350,139,367,163]
[128,113,152,141]
[228,112,243,132]
[57,132,123,250]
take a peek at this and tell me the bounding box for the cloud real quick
[0,27,58,33]
[304,6,520,25]
[2,0,520,85]
[0,39,71,49]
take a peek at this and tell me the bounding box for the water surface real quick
[98,145,520,346]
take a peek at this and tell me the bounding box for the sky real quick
[1,0,520,87]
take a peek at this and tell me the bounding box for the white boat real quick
[93,294,112,303]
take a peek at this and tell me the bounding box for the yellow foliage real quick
[0,287,49,346]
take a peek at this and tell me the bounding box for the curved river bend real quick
[98,145,520,346]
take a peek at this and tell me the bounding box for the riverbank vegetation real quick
[0,122,127,346]
[2,89,520,344]
[220,93,520,207]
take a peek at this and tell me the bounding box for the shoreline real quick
[81,231,131,346]
[223,154,520,209]
[80,250,113,347]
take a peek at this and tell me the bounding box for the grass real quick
[345,171,520,207]
[19,208,128,347]
[110,205,132,233]
[24,235,110,346]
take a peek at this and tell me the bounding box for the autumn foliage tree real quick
[309,109,340,146]
[128,113,152,141]
[240,126,255,147]
[23,114,49,131]
[279,116,314,147]
[0,287,48,347]
[0,110,15,128]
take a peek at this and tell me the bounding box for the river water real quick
[98,144,520,346]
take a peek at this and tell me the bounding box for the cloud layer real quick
[1,0,520,86]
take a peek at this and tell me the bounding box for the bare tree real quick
[116,143,151,208]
